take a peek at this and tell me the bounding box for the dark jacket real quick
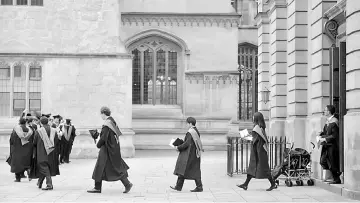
[92,117,129,182]
[247,129,271,179]
[9,125,34,173]
[173,127,202,180]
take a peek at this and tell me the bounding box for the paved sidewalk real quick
[0,150,357,202]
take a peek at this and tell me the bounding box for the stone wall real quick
[0,0,125,53]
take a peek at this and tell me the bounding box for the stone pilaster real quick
[286,0,308,148]
[255,13,270,120]
[309,0,337,179]
[343,0,360,198]
[268,0,287,138]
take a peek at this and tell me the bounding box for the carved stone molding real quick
[324,0,346,21]
[121,12,241,28]
[323,20,339,44]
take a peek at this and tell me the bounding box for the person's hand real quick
[320,137,326,143]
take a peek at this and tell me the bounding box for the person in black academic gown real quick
[59,119,76,164]
[171,117,204,192]
[33,116,60,190]
[318,105,341,184]
[87,106,132,194]
[9,117,34,182]
[236,112,277,191]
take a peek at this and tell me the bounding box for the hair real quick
[326,105,336,115]
[186,117,196,126]
[40,117,49,125]
[100,106,111,116]
[19,117,27,125]
[66,119,71,125]
[27,117,34,124]
[253,112,266,129]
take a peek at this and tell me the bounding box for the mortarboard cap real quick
[42,114,51,118]
[65,119,71,124]
[53,115,63,121]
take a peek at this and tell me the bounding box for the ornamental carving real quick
[121,13,241,28]
[323,20,339,44]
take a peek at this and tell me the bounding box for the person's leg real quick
[87,181,102,193]
[170,175,185,191]
[37,176,45,189]
[190,179,203,192]
[236,174,253,190]
[266,175,277,191]
[121,176,133,193]
[14,173,21,182]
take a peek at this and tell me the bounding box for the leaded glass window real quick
[129,36,180,105]
[238,43,258,121]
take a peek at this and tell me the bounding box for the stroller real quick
[271,142,316,187]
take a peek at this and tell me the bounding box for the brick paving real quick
[0,150,357,202]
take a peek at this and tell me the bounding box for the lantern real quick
[261,87,270,104]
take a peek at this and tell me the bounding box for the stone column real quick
[309,0,337,179]
[343,0,360,197]
[268,0,287,138]
[286,0,308,148]
[255,13,270,121]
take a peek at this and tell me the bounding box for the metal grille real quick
[238,44,258,121]
[156,50,166,104]
[144,49,153,104]
[16,0,27,5]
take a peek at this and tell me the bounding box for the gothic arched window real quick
[129,36,181,105]
[238,43,258,121]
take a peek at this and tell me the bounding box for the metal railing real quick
[227,135,288,177]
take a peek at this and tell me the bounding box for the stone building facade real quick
[0,0,258,158]
[256,0,360,199]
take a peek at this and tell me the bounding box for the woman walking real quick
[236,112,277,191]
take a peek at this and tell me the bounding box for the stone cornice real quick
[121,12,241,28]
[324,0,346,21]
[269,0,287,14]
[255,12,270,26]
[0,53,133,59]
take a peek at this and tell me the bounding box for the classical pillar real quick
[343,0,360,197]
[255,13,270,121]
[268,0,287,138]
[309,0,337,179]
[286,0,308,148]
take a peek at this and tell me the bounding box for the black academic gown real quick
[173,127,202,180]
[33,125,60,178]
[247,129,271,179]
[60,125,76,160]
[92,117,129,182]
[9,125,34,173]
[320,117,340,174]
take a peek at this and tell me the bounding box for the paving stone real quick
[0,150,356,202]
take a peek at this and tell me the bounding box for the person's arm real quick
[177,133,191,151]
[96,126,109,149]
[324,124,339,143]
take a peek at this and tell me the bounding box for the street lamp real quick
[261,87,270,104]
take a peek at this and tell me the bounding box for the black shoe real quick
[190,187,203,192]
[87,188,101,193]
[329,180,341,184]
[266,184,277,191]
[170,186,181,191]
[42,186,53,190]
[37,180,43,189]
[14,179,20,182]
[236,184,248,191]
[123,183,133,193]
[20,174,26,178]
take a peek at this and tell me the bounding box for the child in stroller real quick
[271,142,316,187]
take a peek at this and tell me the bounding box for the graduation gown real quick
[246,125,271,179]
[33,125,60,177]
[173,127,202,180]
[60,125,76,157]
[320,117,340,172]
[92,117,129,182]
[9,125,34,173]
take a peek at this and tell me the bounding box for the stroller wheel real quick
[285,180,293,187]
[275,180,279,186]
[296,180,304,186]
[307,179,314,186]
